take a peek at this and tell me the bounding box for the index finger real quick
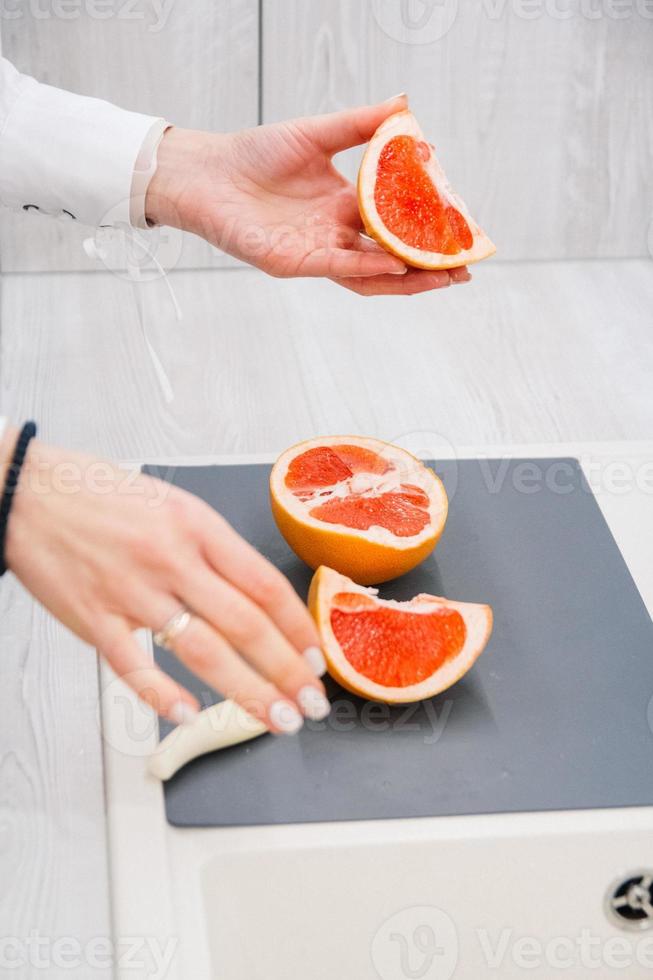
[199,509,325,675]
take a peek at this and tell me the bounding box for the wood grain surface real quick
[263,0,653,261]
[5,260,651,455]
[3,2,652,273]
[0,580,112,978]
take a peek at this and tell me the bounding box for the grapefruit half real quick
[309,566,493,703]
[358,109,496,270]
[270,436,448,585]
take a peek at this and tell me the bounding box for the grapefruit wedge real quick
[358,109,495,270]
[309,566,493,703]
[270,436,448,585]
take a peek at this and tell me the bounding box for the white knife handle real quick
[148,700,268,781]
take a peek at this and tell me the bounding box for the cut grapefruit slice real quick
[270,436,448,585]
[358,109,495,270]
[309,566,493,703]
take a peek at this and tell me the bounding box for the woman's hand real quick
[145,95,471,297]
[2,432,329,733]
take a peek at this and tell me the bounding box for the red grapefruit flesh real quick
[309,566,493,703]
[270,436,448,585]
[358,110,496,270]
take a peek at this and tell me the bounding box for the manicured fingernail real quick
[303,646,327,677]
[269,700,303,734]
[389,266,408,275]
[168,701,199,726]
[384,92,407,103]
[297,686,331,721]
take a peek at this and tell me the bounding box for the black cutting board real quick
[144,458,653,827]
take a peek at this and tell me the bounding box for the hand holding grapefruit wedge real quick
[309,566,493,703]
[358,109,495,270]
[270,436,448,585]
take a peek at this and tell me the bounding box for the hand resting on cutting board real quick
[0,429,330,735]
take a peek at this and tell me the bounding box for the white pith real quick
[359,110,496,269]
[270,435,447,550]
[317,568,493,703]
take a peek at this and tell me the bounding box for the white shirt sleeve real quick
[0,56,167,229]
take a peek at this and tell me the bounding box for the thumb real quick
[303,94,408,155]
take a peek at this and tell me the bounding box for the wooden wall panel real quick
[3,2,651,268]
[0,0,259,271]
[262,1,653,260]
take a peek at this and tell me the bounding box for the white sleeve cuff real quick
[130,118,170,229]
[0,70,165,229]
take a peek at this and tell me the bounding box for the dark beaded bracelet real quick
[0,421,38,576]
